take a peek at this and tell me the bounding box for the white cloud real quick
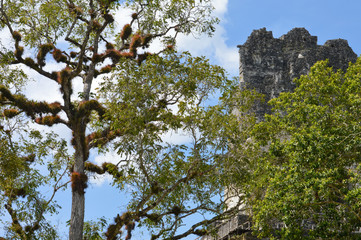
[213,0,229,16]
[88,171,112,187]
[177,0,239,76]
[93,150,123,165]
[23,70,62,103]
[0,28,12,49]
[112,7,133,33]
[161,129,193,145]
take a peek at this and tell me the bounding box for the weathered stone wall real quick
[238,28,357,119]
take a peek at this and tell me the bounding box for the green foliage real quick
[0,108,69,239]
[124,0,218,38]
[83,217,109,240]
[1,0,72,47]
[95,51,250,238]
[1,0,217,49]
[249,57,361,239]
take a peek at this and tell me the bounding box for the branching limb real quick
[4,200,26,239]
[0,86,68,126]
[87,127,124,149]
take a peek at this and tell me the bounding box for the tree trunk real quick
[69,188,85,240]
[69,130,87,240]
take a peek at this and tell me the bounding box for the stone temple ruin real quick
[201,28,357,240]
[239,27,356,119]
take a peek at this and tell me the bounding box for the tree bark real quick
[69,188,85,240]
[69,128,87,240]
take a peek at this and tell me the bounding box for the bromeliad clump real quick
[53,49,67,63]
[37,43,54,66]
[120,24,132,40]
[3,109,20,118]
[71,172,88,194]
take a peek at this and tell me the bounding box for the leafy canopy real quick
[249,57,361,239]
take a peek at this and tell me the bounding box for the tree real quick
[0,0,245,239]
[249,57,361,239]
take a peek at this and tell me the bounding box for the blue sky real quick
[1,0,361,239]
[181,0,361,78]
[225,0,361,52]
